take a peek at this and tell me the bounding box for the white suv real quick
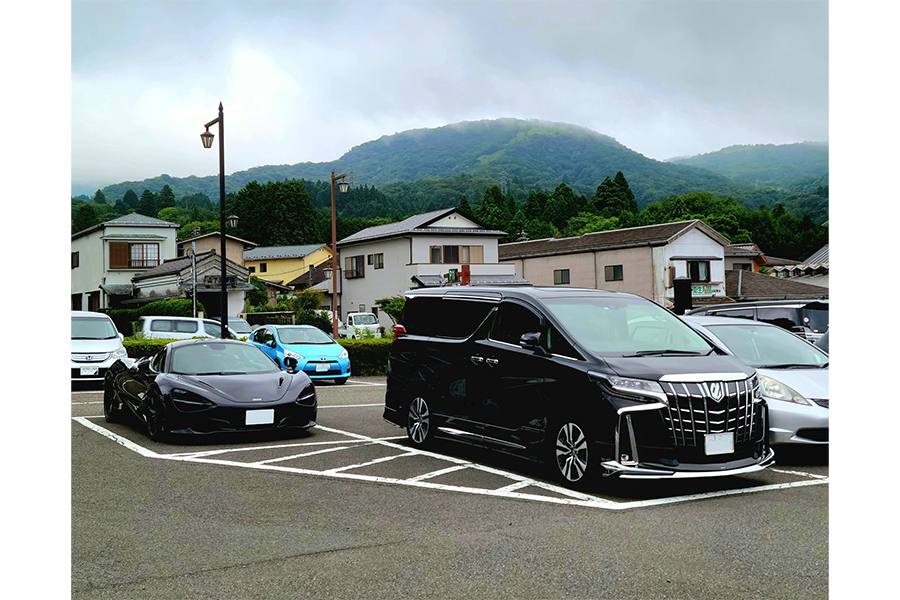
[71,311,130,383]
[138,316,238,340]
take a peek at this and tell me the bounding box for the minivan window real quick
[490,302,543,346]
[72,317,118,340]
[544,296,712,356]
[710,308,755,320]
[203,321,230,337]
[756,307,801,331]
[803,308,829,333]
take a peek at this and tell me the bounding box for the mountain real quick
[91,119,817,212]
[667,142,828,189]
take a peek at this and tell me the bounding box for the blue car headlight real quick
[338,349,349,360]
[284,349,305,361]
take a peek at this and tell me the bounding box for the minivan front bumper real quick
[602,448,775,479]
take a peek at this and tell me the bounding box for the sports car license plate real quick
[316,363,330,372]
[705,432,735,455]
[80,366,99,376]
[245,409,274,425]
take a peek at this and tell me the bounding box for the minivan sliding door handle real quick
[470,356,484,365]
[485,358,499,367]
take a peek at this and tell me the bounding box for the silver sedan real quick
[683,315,829,445]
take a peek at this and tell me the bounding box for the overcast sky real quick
[71,0,828,193]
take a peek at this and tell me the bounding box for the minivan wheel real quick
[407,396,434,447]
[551,419,595,489]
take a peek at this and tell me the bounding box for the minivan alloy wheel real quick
[407,397,431,445]
[555,422,590,482]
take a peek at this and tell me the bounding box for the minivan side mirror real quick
[520,332,550,356]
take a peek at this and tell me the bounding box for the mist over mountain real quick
[85,119,827,215]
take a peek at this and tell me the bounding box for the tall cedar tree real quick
[158,185,177,210]
[457,195,475,220]
[93,189,106,204]
[476,185,508,230]
[123,189,140,210]
[231,179,321,247]
[137,189,158,217]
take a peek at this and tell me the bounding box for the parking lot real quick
[72,377,828,599]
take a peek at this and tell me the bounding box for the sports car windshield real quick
[277,327,334,345]
[543,297,713,356]
[170,342,280,375]
[72,317,118,340]
[706,324,828,369]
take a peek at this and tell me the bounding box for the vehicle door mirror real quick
[283,356,298,372]
[520,332,550,356]
[118,333,125,342]
[267,339,277,348]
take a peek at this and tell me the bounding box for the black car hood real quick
[171,371,298,404]
[601,354,754,381]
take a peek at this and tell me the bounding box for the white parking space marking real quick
[340,380,386,387]
[318,403,383,408]
[73,417,828,510]
[73,401,103,405]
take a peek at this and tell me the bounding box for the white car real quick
[138,316,238,340]
[684,315,829,445]
[339,312,382,339]
[71,311,130,383]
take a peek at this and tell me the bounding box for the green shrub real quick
[123,337,176,358]
[339,338,392,376]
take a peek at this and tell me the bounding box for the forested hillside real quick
[90,119,816,214]
[668,142,828,188]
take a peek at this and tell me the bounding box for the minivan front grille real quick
[660,377,758,447]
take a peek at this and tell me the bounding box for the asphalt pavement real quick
[71,377,828,599]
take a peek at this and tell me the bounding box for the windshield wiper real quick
[626,349,707,357]
[193,371,246,375]
[756,363,821,369]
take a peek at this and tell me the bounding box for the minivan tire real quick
[406,396,435,448]
[548,417,597,490]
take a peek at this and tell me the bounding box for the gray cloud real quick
[71,0,828,190]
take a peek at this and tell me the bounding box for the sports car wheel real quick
[146,393,170,443]
[407,396,434,448]
[103,378,123,424]
[550,418,596,490]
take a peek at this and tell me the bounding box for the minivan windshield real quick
[170,342,279,375]
[543,297,713,356]
[72,317,119,340]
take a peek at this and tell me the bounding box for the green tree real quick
[137,189,157,217]
[122,189,139,211]
[543,183,583,231]
[246,276,269,307]
[374,296,406,324]
[232,180,321,246]
[476,185,508,230]
[158,184,176,210]
[457,195,475,220]
[564,213,620,237]
[93,189,107,204]
[72,204,98,233]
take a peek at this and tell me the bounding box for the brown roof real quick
[761,255,800,267]
[725,269,828,301]
[499,220,731,260]
[287,262,331,288]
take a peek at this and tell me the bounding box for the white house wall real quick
[410,235,500,263]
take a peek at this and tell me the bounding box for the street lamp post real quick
[201,102,229,338]
[330,169,350,339]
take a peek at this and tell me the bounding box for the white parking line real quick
[318,403,383,408]
[73,416,828,510]
[252,445,357,465]
[341,380,386,387]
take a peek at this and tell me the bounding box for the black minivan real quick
[384,287,774,489]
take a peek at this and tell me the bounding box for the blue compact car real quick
[250,325,351,384]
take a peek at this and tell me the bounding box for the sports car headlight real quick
[338,349,349,359]
[590,371,668,403]
[296,383,317,406]
[284,349,305,360]
[170,388,216,412]
[758,374,811,406]
[111,347,128,360]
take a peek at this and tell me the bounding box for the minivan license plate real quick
[705,432,735,455]
[80,367,99,376]
[246,409,274,425]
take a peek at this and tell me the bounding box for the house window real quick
[109,242,160,269]
[605,265,624,281]
[345,255,365,278]
[443,245,460,263]
[553,269,570,285]
[71,251,79,269]
[734,263,752,271]
[260,263,267,273]
[373,253,384,269]
[430,246,442,264]
[367,255,373,265]
[688,260,710,282]
[248,266,256,273]
[430,245,484,264]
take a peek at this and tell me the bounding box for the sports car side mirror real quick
[283,356,299,372]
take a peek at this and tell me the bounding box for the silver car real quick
[684,315,829,445]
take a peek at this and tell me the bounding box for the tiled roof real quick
[725,269,829,300]
[287,262,331,288]
[178,231,258,248]
[760,255,800,267]
[337,208,505,246]
[72,212,180,240]
[131,251,215,281]
[803,244,829,265]
[244,244,327,261]
[499,220,730,260]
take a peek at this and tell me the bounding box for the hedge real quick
[122,336,393,377]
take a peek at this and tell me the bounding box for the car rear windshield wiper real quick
[626,349,708,357]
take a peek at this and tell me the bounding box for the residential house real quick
[288,262,338,311]
[337,208,528,330]
[177,231,257,266]
[243,244,333,285]
[499,220,732,308]
[71,213,180,311]
[725,243,767,272]
[129,250,255,318]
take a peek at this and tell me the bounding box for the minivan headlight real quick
[758,374,811,406]
[590,371,667,403]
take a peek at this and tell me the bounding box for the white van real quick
[339,312,383,339]
[71,311,130,383]
[138,316,238,340]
